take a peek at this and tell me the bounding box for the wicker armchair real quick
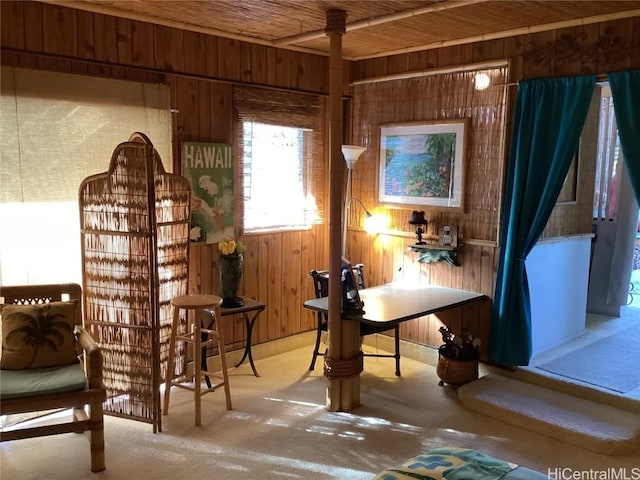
[0,283,106,472]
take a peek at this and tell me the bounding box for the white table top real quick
[303,283,484,326]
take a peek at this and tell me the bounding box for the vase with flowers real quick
[218,238,245,308]
[436,325,481,387]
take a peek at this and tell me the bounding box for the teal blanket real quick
[373,447,518,480]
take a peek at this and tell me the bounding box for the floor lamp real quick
[342,145,367,257]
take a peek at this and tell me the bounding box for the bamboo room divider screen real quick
[79,132,191,432]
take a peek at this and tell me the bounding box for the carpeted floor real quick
[458,373,640,455]
[537,323,640,393]
[2,342,639,480]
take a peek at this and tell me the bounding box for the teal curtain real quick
[489,75,596,367]
[609,70,640,200]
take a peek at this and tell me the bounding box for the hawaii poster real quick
[182,142,234,244]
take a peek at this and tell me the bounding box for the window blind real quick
[0,66,171,285]
[233,86,326,231]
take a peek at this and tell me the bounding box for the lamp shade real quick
[409,210,427,225]
[341,145,367,170]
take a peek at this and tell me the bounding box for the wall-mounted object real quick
[79,132,191,433]
[439,225,458,248]
[409,243,462,267]
[474,72,491,90]
[379,120,469,211]
[182,142,234,245]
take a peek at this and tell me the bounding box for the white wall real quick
[526,235,592,364]
[587,162,638,316]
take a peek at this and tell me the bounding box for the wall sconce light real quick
[409,210,428,245]
[474,72,491,90]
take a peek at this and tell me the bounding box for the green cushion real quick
[0,362,86,400]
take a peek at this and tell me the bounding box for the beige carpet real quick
[2,341,639,479]
[458,373,640,455]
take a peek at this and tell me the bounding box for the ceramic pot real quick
[220,254,244,308]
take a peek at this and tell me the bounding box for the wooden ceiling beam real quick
[273,0,488,47]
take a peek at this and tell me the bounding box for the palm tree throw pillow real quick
[0,301,78,370]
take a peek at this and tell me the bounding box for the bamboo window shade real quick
[233,86,327,227]
[1,66,172,204]
[1,66,171,286]
[79,132,190,432]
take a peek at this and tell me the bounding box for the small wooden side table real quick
[218,298,266,377]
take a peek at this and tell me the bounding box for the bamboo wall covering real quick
[79,132,191,432]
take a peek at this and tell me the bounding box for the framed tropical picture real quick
[379,119,469,210]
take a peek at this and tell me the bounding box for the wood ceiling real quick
[45,1,640,60]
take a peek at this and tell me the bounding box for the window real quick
[242,121,315,231]
[234,86,325,233]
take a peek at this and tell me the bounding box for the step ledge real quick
[458,374,640,456]
[493,364,640,414]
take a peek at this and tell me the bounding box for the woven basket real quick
[436,352,478,387]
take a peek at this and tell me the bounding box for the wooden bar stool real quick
[163,294,232,426]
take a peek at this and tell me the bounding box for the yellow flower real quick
[219,240,236,256]
[219,238,246,256]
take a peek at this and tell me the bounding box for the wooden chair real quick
[308,265,401,376]
[0,283,106,473]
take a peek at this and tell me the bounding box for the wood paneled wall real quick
[0,1,331,350]
[2,1,640,353]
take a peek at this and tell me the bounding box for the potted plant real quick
[436,325,481,387]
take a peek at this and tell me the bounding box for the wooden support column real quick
[324,9,362,412]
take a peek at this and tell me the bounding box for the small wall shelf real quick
[408,243,463,266]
